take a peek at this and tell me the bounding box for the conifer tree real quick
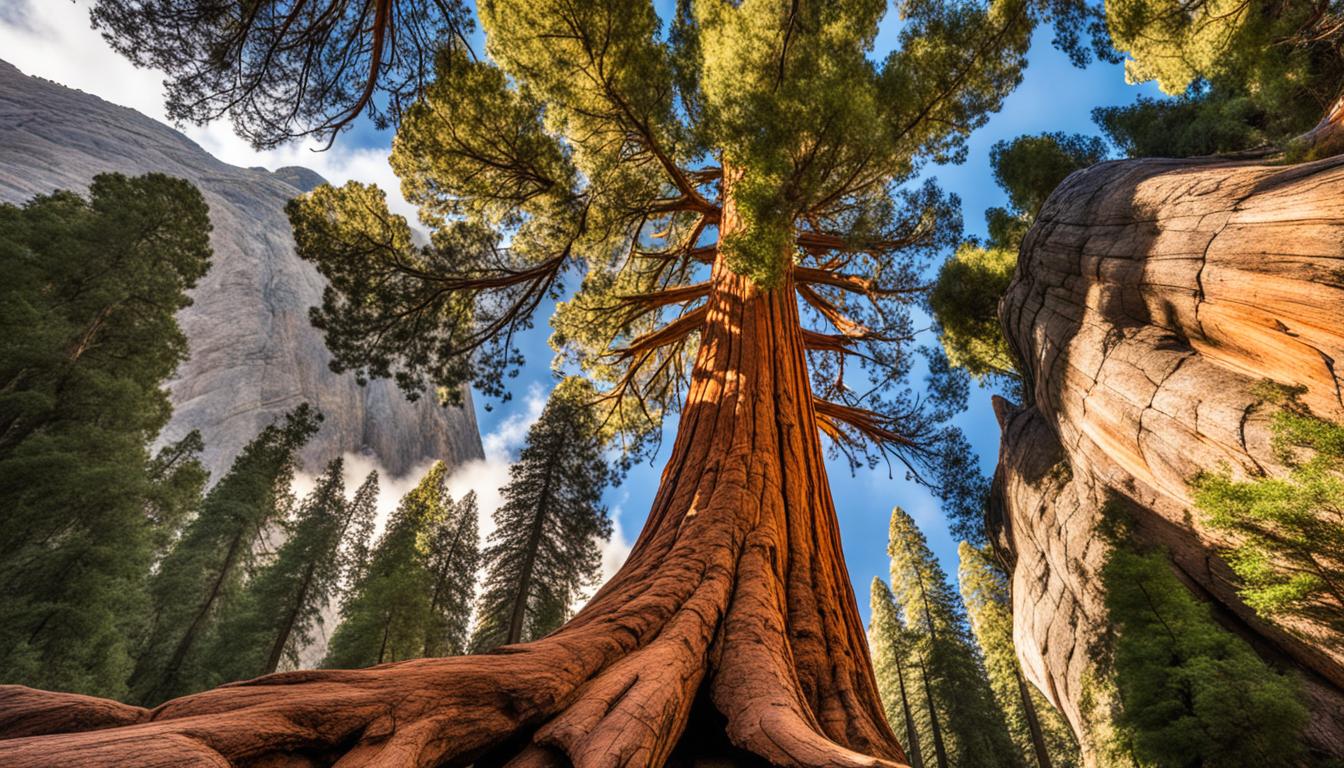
[323,461,476,667]
[204,459,379,684]
[870,578,927,768]
[424,491,481,657]
[957,542,1081,768]
[0,173,211,699]
[471,379,613,652]
[886,507,1021,768]
[929,132,1106,399]
[1097,1,1344,158]
[6,2,1135,763]
[1101,540,1309,766]
[129,404,321,704]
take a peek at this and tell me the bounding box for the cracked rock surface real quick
[992,153,1344,763]
[0,59,483,479]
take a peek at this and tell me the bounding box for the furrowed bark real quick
[0,169,909,768]
[991,152,1344,763]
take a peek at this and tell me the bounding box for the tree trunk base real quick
[0,258,908,768]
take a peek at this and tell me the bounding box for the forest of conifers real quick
[0,1,1342,767]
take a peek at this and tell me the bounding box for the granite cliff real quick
[0,59,482,478]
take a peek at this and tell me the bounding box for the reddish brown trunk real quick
[0,172,908,767]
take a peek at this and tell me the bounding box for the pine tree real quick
[204,459,379,684]
[929,132,1106,398]
[870,578,927,768]
[471,379,613,652]
[129,404,321,704]
[323,461,476,668]
[957,542,1081,768]
[424,491,480,657]
[886,507,1021,768]
[0,173,211,699]
[1101,540,1309,766]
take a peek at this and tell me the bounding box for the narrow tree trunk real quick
[893,648,925,768]
[1013,666,1051,768]
[917,659,949,768]
[133,530,246,704]
[265,559,320,675]
[505,455,556,647]
[0,173,909,767]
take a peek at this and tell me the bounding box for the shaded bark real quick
[0,174,908,767]
[990,152,1344,763]
[916,660,949,768]
[1013,666,1051,768]
[893,651,925,768]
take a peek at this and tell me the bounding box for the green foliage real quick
[929,131,1104,400]
[885,507,1021,768]
[204,459,378,684]
[1101,542,1309,767]
[323,462,478,667]
[929,244,1018,385]
[471,378,613,652]
[1093,89,1273,158]
[1099,1,1344,157]
[129,405,321,704]
[0,173,212,699]
[958,542,1082,768]
[423,490,480,658]
[990,133,1107,220]
[870,577,929,768]
[91,0,473,149]
[288,0,1114,499]
[1191,397,1344,637]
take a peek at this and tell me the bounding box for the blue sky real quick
[1,0,1163,624]
[450,6,1165,620]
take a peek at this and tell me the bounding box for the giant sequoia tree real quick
[0,1,1114,764]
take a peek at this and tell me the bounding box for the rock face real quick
[0,59,483,479]
[992,153,1344,762]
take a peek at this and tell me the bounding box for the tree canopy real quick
[929,132,1105,401]
[1101,540,1309,766]
[0,173,212,699]
[90,0,474,149]
[1099,1,1344,157]
[287,0,1113,515]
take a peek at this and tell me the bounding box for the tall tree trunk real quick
[265,559,320,675]
[505,454,556,647]
[0,176,909,767]
[132,530,246,704]
[893,651,925,768]
[990,151,1344,762]
[1013,666,1051,768]
[916,659,949,768]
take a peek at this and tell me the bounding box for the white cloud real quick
[446,383,549,545]
[0,0,419,223]
[599,515,633,584]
